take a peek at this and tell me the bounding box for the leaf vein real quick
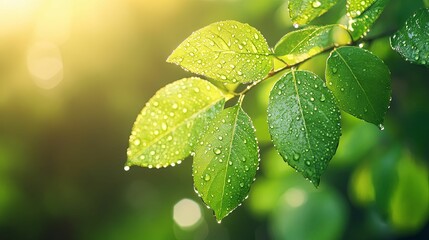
[335,49,377,117]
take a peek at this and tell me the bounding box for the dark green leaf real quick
[325,46,391,126]
[267,70,341,186]
[289,0,338,25]
[167,21,273,83]
[274,24,352,66]
[126,78,225,169]
[347,0,389,40]
[193,105,259,221]
[390,8,429,66]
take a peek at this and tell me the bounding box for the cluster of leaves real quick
[126,0,429,221]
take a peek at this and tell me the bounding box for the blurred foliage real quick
[0,0,428,239]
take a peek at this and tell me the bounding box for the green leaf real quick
[126,77,225,168]
[267,70,341,186]
[346,0,377,18]
[347,0,389,40]
[390,8,429,66]
[167,21,273,83]
[325,46,391,126]
[193,105,259,221]
[274,24,352,66]
[289,0,338,25]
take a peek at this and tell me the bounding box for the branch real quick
[234,28,397,99]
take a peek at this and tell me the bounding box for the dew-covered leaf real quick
[274,24,352,66]
[126,78,225,169]
[289,0,338,25]
[347,0,388,40]
[167,21,273,83]
[346,0,377,18]
[390,8,429,66]
[325,46,391,126]
[267,70,341,187]
[193,105,259,221]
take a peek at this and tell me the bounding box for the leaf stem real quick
[232,28,396,99]
[237,80,261,96]
[237,94,245,105]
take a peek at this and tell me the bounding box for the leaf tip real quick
[303,171,321,188]
[125,158,138,169]
[311,177,321,188]
[165,53,175,64]
[166,48,182,64]
[213,210,225,223]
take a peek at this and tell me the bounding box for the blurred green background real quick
[0,0,428,239]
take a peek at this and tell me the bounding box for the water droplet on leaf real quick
[293,152,300,161]
[204,174,211,181]
[312,1,321,8]
[214,148,222,155]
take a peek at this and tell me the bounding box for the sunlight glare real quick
[27,41,64,89]
[0,0,40,34]
[34,0,72,45]
[173,198,202,228]
[283,187,307,208]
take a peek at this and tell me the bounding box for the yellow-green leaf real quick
[167,21,273,83]
[289,0,339,25]
[274,24,352,66]
[126,78,225,169]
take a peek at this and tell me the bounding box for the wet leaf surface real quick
[267,70,341,186]
[127,78,225,168]
[274,24,352,66]
[326,46,391,126]
[391,8,429,66]
[193,105,259,221]
[347,0,388,40]
[346,0,377,18]
[289,0,338,25]
[167,21,273,83]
